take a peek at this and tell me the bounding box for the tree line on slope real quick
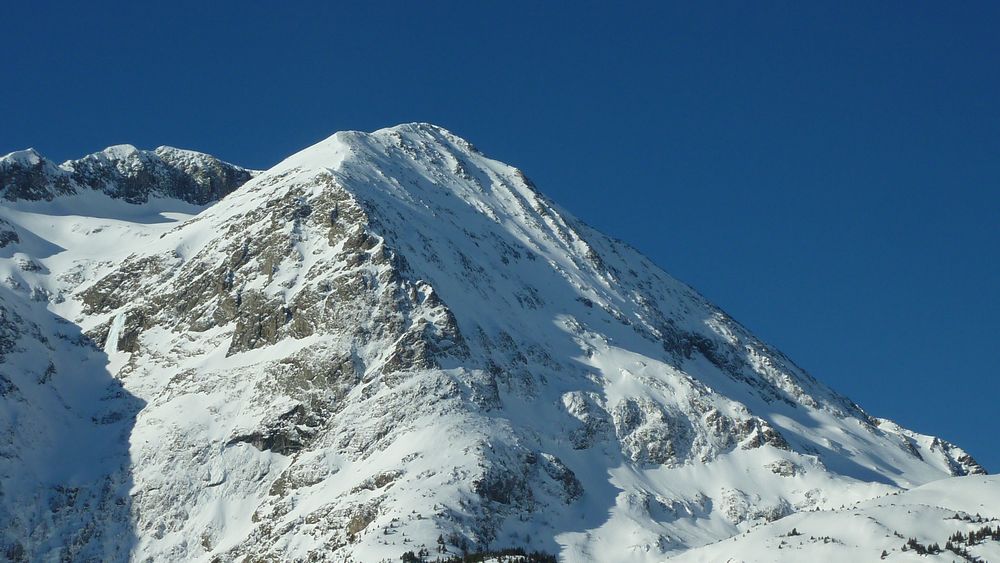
[398,546,557,563]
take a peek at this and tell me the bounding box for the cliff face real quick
[0,125,986,562]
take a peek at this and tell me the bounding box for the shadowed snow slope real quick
[0,124,990,562]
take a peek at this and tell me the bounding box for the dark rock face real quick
[228,291,291,355]
[956,454,987,475]
[539,453,584,502]
[117,309,151,353]
[226,404,320,455]
[0,219,18,248]
[0,151,72,201]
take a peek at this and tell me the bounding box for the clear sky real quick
[3,2,997,470]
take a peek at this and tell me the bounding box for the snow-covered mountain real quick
[0,124,991,563]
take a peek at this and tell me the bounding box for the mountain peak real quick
[96,143,142,158]
[0,148,46,166]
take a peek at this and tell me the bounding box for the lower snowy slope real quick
[0,124,991,563]
[670,474,1000,562]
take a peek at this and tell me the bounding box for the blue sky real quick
[3,2,997,470]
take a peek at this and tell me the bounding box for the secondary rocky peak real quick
[64,144,254,204]
[0,144,254,204]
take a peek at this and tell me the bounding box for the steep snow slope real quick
[0,125,990,562]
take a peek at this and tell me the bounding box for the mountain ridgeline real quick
[0,124,989,563]
[0,144,253,204]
